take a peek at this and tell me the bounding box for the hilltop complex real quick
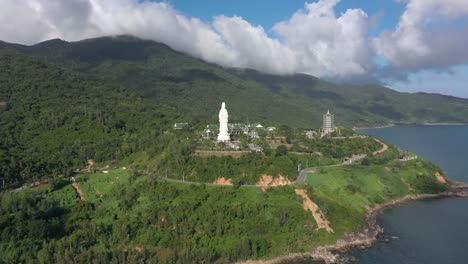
[195,103,339,141]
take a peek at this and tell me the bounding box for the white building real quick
[305,130,318,139]
[321,110,335,137]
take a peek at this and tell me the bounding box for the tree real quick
[275,145,288,157]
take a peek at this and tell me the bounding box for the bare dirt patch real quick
[401,178,415,192]
[212,177,234,185]
[256,175,292,187]
[435,172,447,184]
[95,190,103,202]
[294,189,333,233]
[71,182,85,201]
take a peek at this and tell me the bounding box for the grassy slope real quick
[305,159,445,237]
[2,36,468,127]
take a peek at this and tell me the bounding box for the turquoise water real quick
[353,125,468,264]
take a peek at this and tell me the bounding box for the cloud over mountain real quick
[273,1,373,77]
[1,0,468,84]
[372,0,468,71]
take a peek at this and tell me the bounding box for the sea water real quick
[353,125,468,264]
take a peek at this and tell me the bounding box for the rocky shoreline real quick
[244,181,468,264]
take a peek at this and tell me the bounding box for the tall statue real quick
[217,102,231,142]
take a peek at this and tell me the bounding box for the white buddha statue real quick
[217,102,230,142]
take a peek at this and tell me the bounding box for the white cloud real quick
[0,0,372,77]
[1,0,468,85]
[373,0,468,70]
[212,16,297,74]
[273,2,373,77]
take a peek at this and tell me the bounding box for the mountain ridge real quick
[1,35,468,127]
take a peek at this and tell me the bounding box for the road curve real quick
[158,140,374,188]
[160,162,352,188]
[295,167,316,185]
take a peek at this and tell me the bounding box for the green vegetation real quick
[0,155,446,263]
[2,36,468,128]
[115,128,380,185]
[0,36,453,263]
[0,51,180,188]
[304,159,446,236]
[0,170,319,263]
[0,49,388,188]
[291,136,382,159]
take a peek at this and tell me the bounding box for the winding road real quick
[373,138,389,155]
[160,158,366,188]
[160,137,389,188]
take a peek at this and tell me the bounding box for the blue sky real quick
[167,0,405,34]
[2,0,468,98]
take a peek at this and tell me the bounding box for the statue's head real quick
[221,102,226,109]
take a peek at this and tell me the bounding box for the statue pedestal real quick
[217,131,230,142]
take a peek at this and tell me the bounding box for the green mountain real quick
[0,39,453,263]
[0,50,181,186]
[2,35,468,127]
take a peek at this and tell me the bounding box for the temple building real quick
[321,110,335,137]
[173,123,189,130]
[202,102,275,141]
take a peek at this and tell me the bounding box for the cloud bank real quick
[1,0,468,83]
[373,0,468,72]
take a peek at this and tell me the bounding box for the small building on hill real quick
[229,123,248,135]
[174,123,189,130]
[202,124,219,139]
[305,130,318,139]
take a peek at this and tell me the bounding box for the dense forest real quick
[0,51,181,188]
[2,35,468,127]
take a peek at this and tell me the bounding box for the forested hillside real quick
[0,51,181,187]
[0,158,446,263]
[0,42,452,264]
[2,35,468,127]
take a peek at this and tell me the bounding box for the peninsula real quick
[1,37,468,263]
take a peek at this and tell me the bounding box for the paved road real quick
[295,167,316,185]
[160,135,374,188]
[373,138,389,156]
[160,146,372,188]
[294,163,348,185]
[159,176,288,188]
[160,160,361,188]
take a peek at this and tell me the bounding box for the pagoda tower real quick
[321,110,335,136]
